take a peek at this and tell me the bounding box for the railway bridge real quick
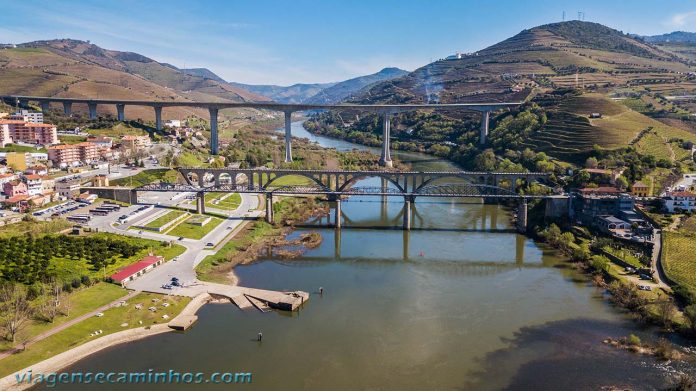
[134,168,555,232]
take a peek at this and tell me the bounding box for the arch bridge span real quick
[134,168,554,232]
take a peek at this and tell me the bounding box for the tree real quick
[38,278,63,323]
[656,298,677,329]
[684,304,696,334]
[616,176,629,191]
[473,149,497,171]
[0,283,32,343]
[585,157,599,169]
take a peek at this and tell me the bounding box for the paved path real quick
[651,229,672,291]
[0,290,140,360]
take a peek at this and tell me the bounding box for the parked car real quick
[206,242,214,247]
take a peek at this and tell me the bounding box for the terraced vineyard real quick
[528,92,696,162]
[662,231,696,292]
[522,111,598,161]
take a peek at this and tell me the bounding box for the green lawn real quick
[0,219,72,238]
[0,292,190,377]
[165,215,223,239]
[86,123,148,138]
[0,283,126,352]
[0,144,47,153]
[204,192,241,211]
[111,169,179,187]
[144,210,187,229]
[57,135,88,144]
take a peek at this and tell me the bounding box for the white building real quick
[663,191,696,213]
[9,110,43,124]
[24,174,43,196]
[165,119,181,128]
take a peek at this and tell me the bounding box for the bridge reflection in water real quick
[289,200,529,266]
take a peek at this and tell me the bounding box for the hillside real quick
[351,21,695,105]
[309,21,696,166]
[180,67,228,84]
[0,39,268,120]
[229,81,335,103]
[304,67,408,104]
[642,31,696,43]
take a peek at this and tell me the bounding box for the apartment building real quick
[9,110,43,124]
[24,174,43,196]
[121,135,152,150]
[47,142,99,166]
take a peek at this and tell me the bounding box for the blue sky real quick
[1,0,695,85]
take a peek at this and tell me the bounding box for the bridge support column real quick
[196,191,205,214]
[334,228,341,259]
[88,103,97,120]
[479,110,490,145]
[516,199,528,233]
[403,230,410,260]
[334,198,341,229]
[209,107,219,155]
[116,104,125,121]
[265,194,274,224]
[403,197,412,230]
[40,101,50,113]
[63,102,72,116]
[379,112,393,167]
[154,106,162,131]
[284,111,293,163]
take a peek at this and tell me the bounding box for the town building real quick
[3,180,27,197]
[663,191,696,213]
[597,215,631,234]
[164,119,181,128]
[0,173,17,187]
[24,174,43,196]
[93,174,109,187]
[4,152,27,171]
[86,136,113,149]
[120,135,152,150]
[0,121,13,147]
[573,188,634,226]
[631,181,649,197]
[47,142,99,166]
[0,120,58,145]
[41,177,55,193]
[9,110,43,124]
[24,165,48,176]
[110,255,164,287]
[55,177,82,199]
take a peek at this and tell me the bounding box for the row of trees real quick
[0,235,144,284]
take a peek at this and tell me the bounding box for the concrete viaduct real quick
[134,168,552,232]
[1,95,521,167]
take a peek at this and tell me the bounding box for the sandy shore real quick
[0,293,213,391]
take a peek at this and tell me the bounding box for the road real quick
[650,229,672,291]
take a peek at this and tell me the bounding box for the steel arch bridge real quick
[151,167,554,199]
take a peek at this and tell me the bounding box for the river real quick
[41,121,695,390]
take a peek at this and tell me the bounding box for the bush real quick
[80,275,91,286]
[71,279,81,289]
[628,334,641,346]
[591,255,610,272]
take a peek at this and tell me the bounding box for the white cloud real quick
[665,11,696,28]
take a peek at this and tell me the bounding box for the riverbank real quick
[0,292,211,390]
[195,197,329,285]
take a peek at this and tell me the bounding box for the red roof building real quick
[110,255,164,286]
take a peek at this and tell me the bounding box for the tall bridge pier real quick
[2,95,520,158]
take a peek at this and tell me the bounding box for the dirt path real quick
[0,290,139,360]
